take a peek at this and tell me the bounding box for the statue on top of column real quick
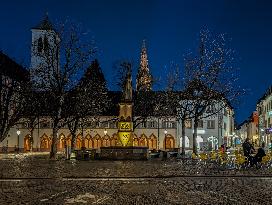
[124,65,132,102]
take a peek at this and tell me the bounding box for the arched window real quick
[24,135,31,152]
[139,134,148,147]
[40,134,51,151]
[133,134,139,146]
[76,135,82,149]
[44,36,49,54]
[110,134,118,146]
[58,134,66,150]
[84,135,93,148]
[164,135,175,150]
[148,134,157,150]
[102,135,110,147]
[38,37,43,53]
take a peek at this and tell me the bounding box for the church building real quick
[0,16,234,154]
[1,16,177,153]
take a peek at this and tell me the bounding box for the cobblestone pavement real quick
[0,154,272,204]
[0,153,272,178]
[1,177,272,204]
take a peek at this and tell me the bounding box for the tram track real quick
[1,174,272,182]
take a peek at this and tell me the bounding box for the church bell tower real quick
[136,40,152,91]
[31,14,60,71]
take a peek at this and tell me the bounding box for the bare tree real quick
[64,59,109,152]
[184,29,244,154]
[165,29,244,154]
[31,20,96,159]
[164,63,195,155]
[0,52,30,142]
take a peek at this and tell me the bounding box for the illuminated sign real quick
[265,128,272,134]
[118,122,133,131]
[118,132,131,146]
[192,129,206,134]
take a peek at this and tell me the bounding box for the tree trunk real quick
[30,129,34,152]
[68,118,79,153]
[71,131,76,152]
[181,119,186,156]
[49,126,59,159]
[50,95,64,159]
[193,118,199,154]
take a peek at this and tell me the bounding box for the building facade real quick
[257,86,272,148]
[0,16,235,153]
[177,105,235,151]
[237,111,258,146]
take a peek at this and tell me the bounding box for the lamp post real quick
[104,129,108,147]
[164,129,168,150]
[16,130,21,153]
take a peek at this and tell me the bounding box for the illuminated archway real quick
[164,134,175,150]
[133,134,139,146]
[148,134,157,150]
[110,134,118,146]
[102,134,110,147]
[58,134,66,150]
[93,134,102,149]
[24,134,31,152]
[76,134,82,149]
[40,134,51,151]
[139,134,148,147]
[84,134,93,148]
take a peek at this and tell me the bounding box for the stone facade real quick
[256,86,272,147]
[177,105,235,151]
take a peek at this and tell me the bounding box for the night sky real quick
[1,0,272,123]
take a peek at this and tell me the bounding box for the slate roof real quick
[0,51,29,82]
[32,14,55,31]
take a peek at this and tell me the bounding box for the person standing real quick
[254,142,266,165]
[242,138,255,166]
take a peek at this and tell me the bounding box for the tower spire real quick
[136,40,152,91]
[142,39,146,49]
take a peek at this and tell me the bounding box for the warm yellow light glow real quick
[118,122,133,131]
[118,132,131,146]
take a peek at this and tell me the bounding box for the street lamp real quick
[16,130,21,153]
[104,129,108,147]
[164,129,168,150]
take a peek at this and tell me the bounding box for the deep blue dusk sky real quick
[1,0,272,123]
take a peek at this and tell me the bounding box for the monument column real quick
[118,65,134,146]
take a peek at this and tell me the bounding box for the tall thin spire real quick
[136,40,152,91]
[142,39,146,50]
[32,12,54,31]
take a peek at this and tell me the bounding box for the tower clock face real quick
[118,122,133,131]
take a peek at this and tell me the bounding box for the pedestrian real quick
[220,144,225,153]
[254,142,266,167]
[242,138,255,166]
